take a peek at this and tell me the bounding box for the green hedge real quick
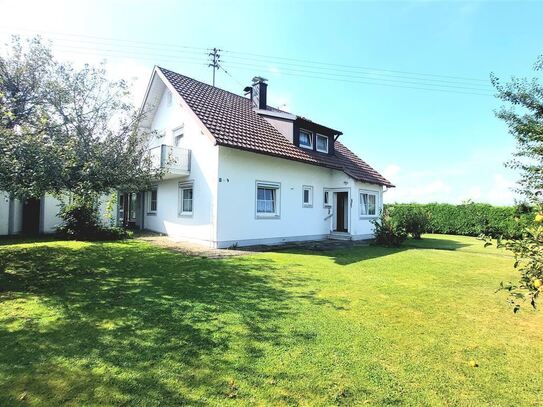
[386,203,533,239]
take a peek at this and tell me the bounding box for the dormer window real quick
[316,134,329,153]
[299,129,313,149]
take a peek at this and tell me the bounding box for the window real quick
[147,187,158,214]
[360,191,378,216]
[178,182,193,216]
[302,185,313,207]
[316,134,329,153]
[299,129,313,149]
[173,125,184,147]
[324,190,330,207]
[256,182,280,218]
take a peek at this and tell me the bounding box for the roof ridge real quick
[157,66,393,187]
[157,66,252,104]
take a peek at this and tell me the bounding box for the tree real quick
[489,57,543,311]
[0,36,157,235]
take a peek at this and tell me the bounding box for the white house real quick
[117,67,394,248]
[1,66,393,246]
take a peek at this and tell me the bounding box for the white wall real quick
[42,194,63,233]
[0,191,9,235]
[216,147,383,247]
[142,87,219,245]
[12,199,23,234]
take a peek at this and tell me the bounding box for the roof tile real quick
[159,67,394,187]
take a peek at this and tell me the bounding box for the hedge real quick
[385,203,533,239]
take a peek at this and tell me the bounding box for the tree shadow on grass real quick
[0,241,321,405]
[272,237,471,266]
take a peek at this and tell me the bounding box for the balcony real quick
[149,144,191,179]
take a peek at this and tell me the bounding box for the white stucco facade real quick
[1,68,387,246]
[215,147,382,247]
[116,68,386,248]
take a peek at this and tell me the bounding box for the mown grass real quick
[0,234,542,406]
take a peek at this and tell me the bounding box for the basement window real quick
[299,129,313,149]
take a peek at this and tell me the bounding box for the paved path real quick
[137,233,371,259]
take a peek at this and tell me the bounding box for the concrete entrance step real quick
[328,232,352,241]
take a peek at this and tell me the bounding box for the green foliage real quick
[371,209,407,247]
[104,191,118,227]
[490,56,543,310]
[388,205,431,239]
[0,36,157,200]
[483,212,543,311]
[56,196,130,241]
[387,202,533,239]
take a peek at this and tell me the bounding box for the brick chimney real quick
[245,76,268,110]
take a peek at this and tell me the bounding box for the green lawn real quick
[1,234,542,406]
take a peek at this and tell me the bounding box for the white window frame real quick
[146,186,158,215]
[302,185,313,208]
[255,181,281,219]
[359,189,379,218]
[323,190,331,208]
[299,129,313,150]
[178,181,194,217]
[172,125,184,147]
[316,134,329,153]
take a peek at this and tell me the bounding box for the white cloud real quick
[383,164,401,181]
[487,173,516,205]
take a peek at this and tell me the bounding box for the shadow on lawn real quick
[272,237,471,266]
[0,241,320,405]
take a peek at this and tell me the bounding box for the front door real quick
[335,192,348,232]
[22,198,40,234]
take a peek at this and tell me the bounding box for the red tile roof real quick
[159,67,394,187]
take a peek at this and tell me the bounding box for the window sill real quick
[256,213,280,219]
[359,215,378,220]
[299,144,313,150]
[146,212,157,216]
[303,204,313,208]
[178,212,193,218]
[316,148,328,154]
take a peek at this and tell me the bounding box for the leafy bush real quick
[372,210,407,247]
[386,203,533,239]
[483,212,543,312]
[389,205,431,239]
[57,196,130,241]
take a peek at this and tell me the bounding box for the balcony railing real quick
[148,144,191,177]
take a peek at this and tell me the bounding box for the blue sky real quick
[1,0,542,205]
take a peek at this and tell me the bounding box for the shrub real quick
[386,203,534,239]
[372,210,407,247]
[57,196,130,241]
[389,205,431,239]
